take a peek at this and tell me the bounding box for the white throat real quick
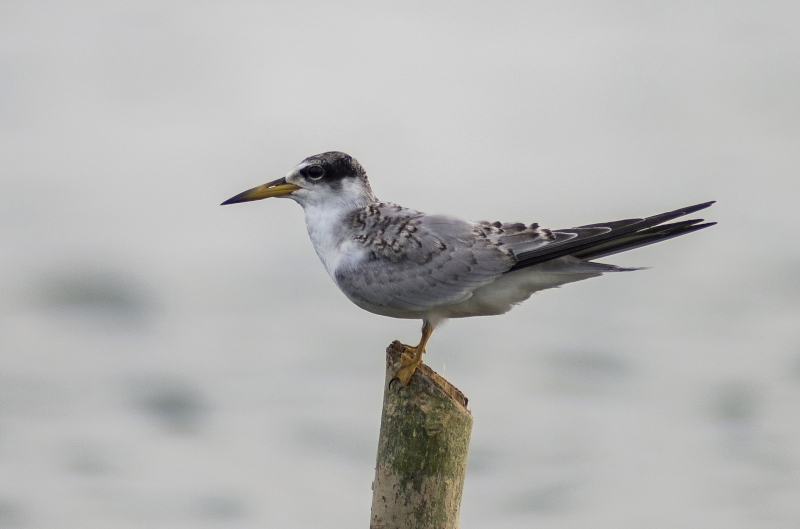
[294,179,376,278]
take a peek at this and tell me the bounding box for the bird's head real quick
[221,151,376,209]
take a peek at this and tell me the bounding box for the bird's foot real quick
[394,344,424,386]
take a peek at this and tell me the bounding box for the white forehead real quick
[289,161,309,175]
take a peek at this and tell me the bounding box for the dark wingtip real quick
[695,221,717,229]
[684,201,716,214]
[678,221,717,235]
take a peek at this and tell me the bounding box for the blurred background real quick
[1,1,799,528]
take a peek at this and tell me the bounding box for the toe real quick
[394,366,414,386]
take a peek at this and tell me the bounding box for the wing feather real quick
[507,201,715,271]
[333,201,715,314]
[335,204,514,312]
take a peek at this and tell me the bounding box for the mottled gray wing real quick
[334,203,515,311]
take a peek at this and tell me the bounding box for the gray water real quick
[1,2,799,528]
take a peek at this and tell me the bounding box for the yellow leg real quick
[394,321,434,386]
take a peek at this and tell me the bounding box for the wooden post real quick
[370,341,473,529]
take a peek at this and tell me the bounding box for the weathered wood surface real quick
[370,341,473,529]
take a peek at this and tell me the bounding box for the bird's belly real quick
[429,259,604,320]
[347,296,427,320]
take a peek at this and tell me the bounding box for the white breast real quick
[303,202,368,279]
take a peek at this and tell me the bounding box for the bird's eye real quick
[306,166,325,180]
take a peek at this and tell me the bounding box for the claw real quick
[394,364,416,386]
[391,322,434,387]
[395,348,422,386]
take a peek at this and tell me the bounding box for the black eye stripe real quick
[307,166,325,179]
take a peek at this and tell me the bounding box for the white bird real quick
[222,152,715,385]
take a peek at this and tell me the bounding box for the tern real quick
[222,151,715,385]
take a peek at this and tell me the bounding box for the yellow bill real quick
[221,177,301,205]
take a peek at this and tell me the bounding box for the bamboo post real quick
[370,341,473,529]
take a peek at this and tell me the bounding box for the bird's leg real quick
[394,321,434,386]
